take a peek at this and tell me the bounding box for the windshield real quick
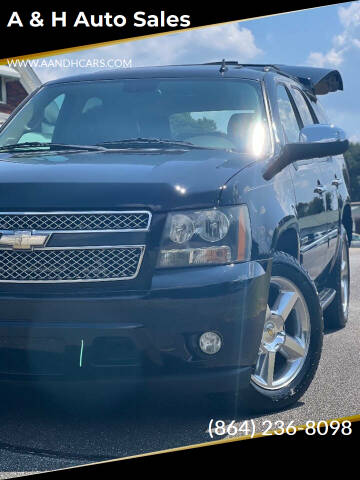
[0,78,270,155]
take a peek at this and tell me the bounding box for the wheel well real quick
[342,204,352,245]
[275,229,299,260]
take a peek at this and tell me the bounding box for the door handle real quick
[314,185,327,194]
[332,179,342,187]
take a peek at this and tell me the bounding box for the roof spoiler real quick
[271,65,343,95]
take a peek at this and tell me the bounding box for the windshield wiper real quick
[0,142,106,152]
[96,138,214,150]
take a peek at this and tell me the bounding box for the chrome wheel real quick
[251,276,311,391]
[340,241,349,316]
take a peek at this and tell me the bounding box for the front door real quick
[291,161,328,279]
[276,83,328,280]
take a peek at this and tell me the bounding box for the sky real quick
[33,1,360,141]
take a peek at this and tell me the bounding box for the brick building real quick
[0,65,41,125]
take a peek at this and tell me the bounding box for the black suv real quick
[0,62,351,412]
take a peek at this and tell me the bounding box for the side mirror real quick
[263,124,349,180]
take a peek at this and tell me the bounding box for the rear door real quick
[309,95,341,264]
[276,83,327,280]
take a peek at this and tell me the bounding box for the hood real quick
[0,148,254,212]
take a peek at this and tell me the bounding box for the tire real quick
[324,226,350,329]
[238,252,323,414]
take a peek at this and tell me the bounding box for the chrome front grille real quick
[0,211,151,232]
[0,211,150,282]
[0,246,144,282]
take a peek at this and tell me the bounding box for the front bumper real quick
[0,260,270,395]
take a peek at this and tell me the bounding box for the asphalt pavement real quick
[0,249,359,478]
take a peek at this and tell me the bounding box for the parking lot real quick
[0,249,359,478]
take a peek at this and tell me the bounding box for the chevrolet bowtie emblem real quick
[0,231,50,250]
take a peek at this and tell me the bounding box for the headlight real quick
[157,205,251,268]
[196,210,230,242]
[169,214,195,244]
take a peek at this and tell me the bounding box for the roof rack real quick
[202,62,343,95]
[203,60,239,65]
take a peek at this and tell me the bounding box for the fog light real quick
[199,332,222,355]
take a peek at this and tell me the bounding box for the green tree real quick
[344,142,360,201]
[170,112,217,138]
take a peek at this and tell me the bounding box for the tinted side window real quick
[311,99,329,124]
[291,88,314,126]
[277,84,300,143]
